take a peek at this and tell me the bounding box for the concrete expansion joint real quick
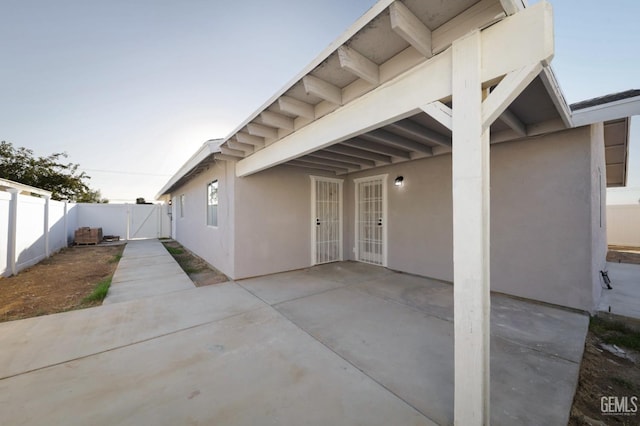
[492,334,580,365]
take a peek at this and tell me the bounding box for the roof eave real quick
[156,139,223,198]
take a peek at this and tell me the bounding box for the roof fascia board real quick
[539,66,573,127]
[157,139,222,197]
[0,178,52,197]
[221,0,396,142]
[572,96,640,127]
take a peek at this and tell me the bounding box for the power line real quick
[82,168,172,177]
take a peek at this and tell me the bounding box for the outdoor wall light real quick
[394,176,404,187]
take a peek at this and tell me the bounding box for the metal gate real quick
[355,175,387,266]
[311,176,343,265]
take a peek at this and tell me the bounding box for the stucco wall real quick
[590,123,608,310]
[172,160,235,277]
[607,205,640,247]
[345,126,598,311]
[233,165,335,279]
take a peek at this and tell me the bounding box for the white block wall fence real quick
[607,204,640,247]
[1,188,170,277]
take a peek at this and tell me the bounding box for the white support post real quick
[7,188,19,276]
[44,195,50,258]
[452,30,491,425]
[63,201,68,247]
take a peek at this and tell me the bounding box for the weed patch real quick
[82,278,112,303]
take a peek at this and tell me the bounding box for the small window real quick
[179,194,185,218]
[207,180,218,227]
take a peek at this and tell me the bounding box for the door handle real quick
[377,218,383,226]
[316,218,321,226]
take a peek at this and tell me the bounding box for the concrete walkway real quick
[0,249,588,425]
[598,261,640,321]
[104,239,194,304]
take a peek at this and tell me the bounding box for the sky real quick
[1,0,639,202]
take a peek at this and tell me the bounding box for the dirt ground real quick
[0,243,124,323]
[569,247,640,425]
[161,239,228,287]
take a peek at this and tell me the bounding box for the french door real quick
[311,176,343,265]
[354,175,387,266]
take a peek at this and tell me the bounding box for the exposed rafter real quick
[337,46,380,85]
[390,2,432,58]
[498,108,527,136]
[303,75,342,105]
[214,154,240,162]
[302,155,362,170]
[220,146,245,158]
[363,129,433,155]
[260,111,295,130]
[247,123,278,140]
[420,101,453,130]
[311,150,376,167]
[226,139,255,154]
[388,120,451,147]
[325,144,392,164]
[344,138,412,159]
[237,132,265,148]
[289,159,346,174]
[278,96,315,119]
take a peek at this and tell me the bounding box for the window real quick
[207,180,218,226]
[179,194,185,218]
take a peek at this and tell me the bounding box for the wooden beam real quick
[311,150,376,167]
[388,120,451,147]
[363,129,432,155]
[247,123,278,140]
[498,108,527,136]
[260,110,295,130]
[236,1,554,177]
[325,144,392,163]
[278,96,315,119]
[338,45,380,85]
[344,138,412,159]
[390,2,432,58]
[220,146,245,158]
[214,154,240,162]
[236,132,265,148]
[482,62,543,132]
[227,139,255,154]
[303,75,342,105]
[452,30,490,425]
[420,101,453,130]
[289,159,347,174]
[302,155,362,170]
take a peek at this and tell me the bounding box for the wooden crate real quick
[74,227,103,245]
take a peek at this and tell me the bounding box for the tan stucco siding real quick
[590,123,607,310]
[490,127,594,310]
[346,126,597,311]
[171,160,235,278]
[232,165,334,279]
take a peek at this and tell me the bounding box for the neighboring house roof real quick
[570,90,640,187]
[156,139,223,197]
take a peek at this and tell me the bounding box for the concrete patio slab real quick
[598,262,640,320]
[0,307,434,426]
[238,269,346,305]
[0,283,263,379]
[0,255,587,425]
